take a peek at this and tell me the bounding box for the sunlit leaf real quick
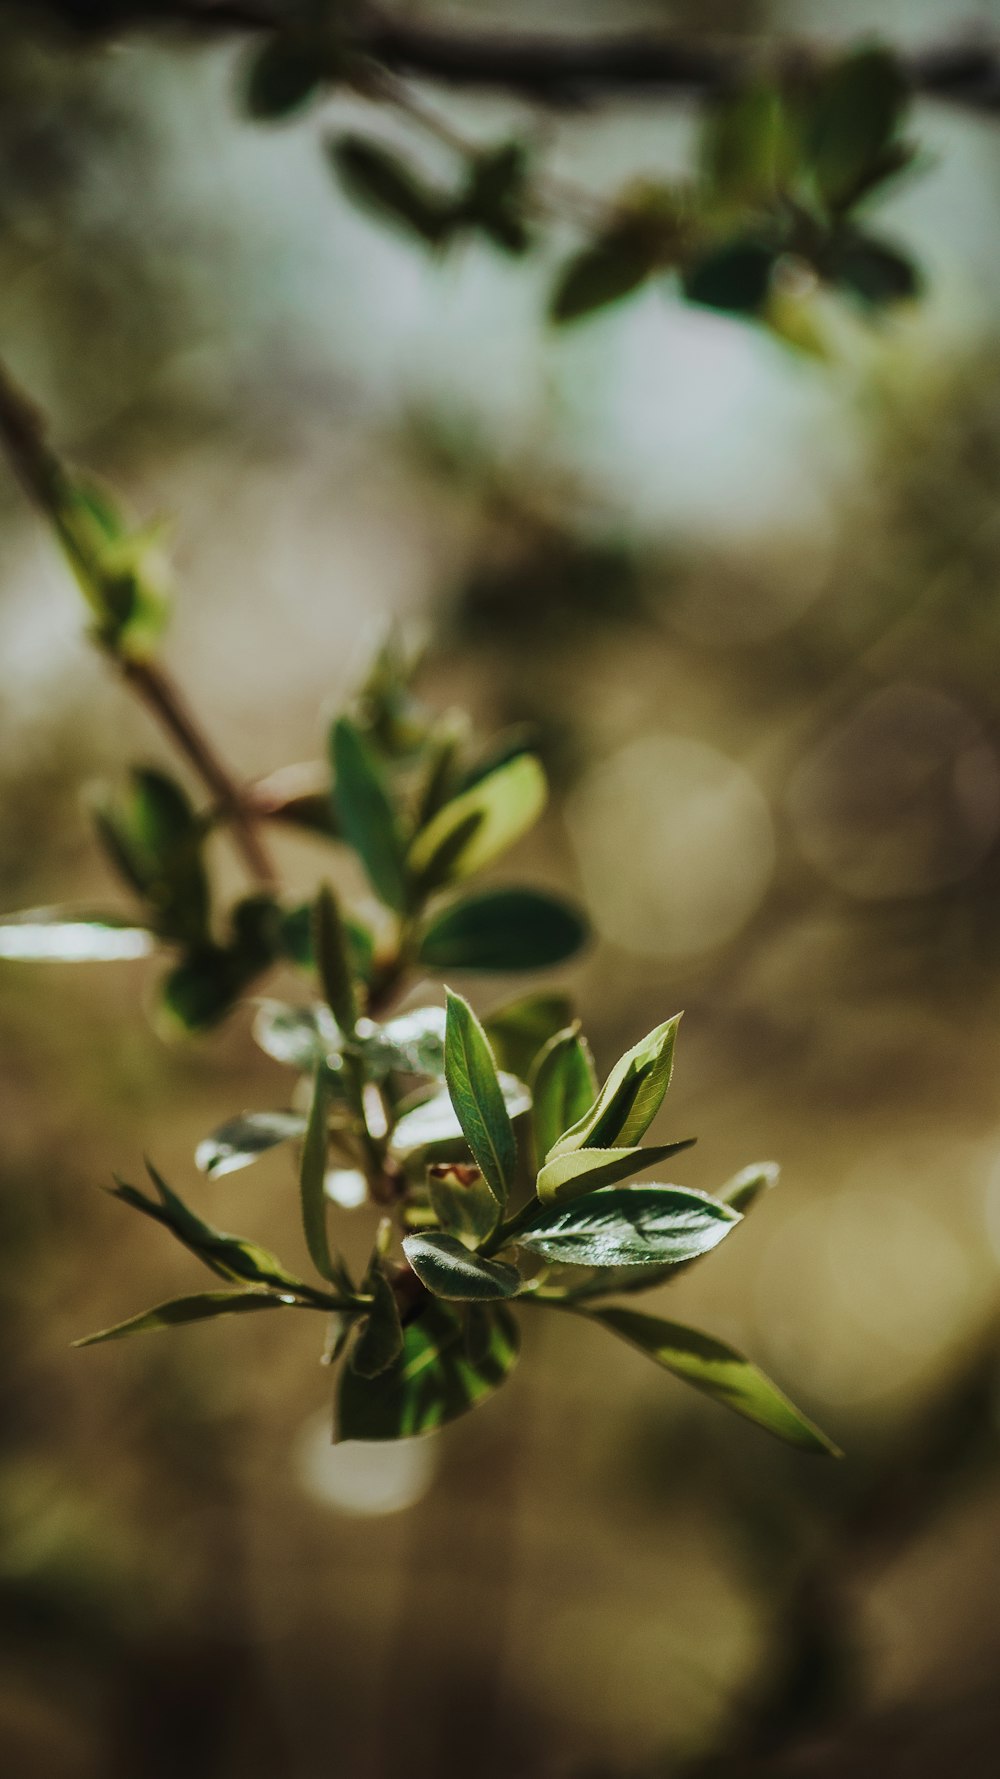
[389,1073,530,1158]
[408,754,547,892]
[485,992,574,1081]
[74,1289,299,1347]
[331,717,409,912]
[0,910,155,961]
[427,1162,500,1245]
[300,1068,336,1284]
[252,999,341,1071]
[110,1165,307,1293]
[530,1025,597,1164]
[417,887,587,972]
[548,1014,682,1158]
[356,1004,447,1078]
[514,1184,739,1268]
[337,1298,519,1440]
[195,1110,306,1179]
[403,1232,523,1302]
[536,1140,696,1206]
[720,1161,780,1214]
[587,1308,840,1454]
[444,989,517,1207]
[351,1258,403,1379]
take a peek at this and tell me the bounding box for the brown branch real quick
[0,358,277,889]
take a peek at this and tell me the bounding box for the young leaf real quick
[427,1162,500,1246]
[0,910,155,961]
[351,1259,403,1379]
[314,884,357,1036]
[390,1073,530,1160]
[547,1014,682,1159]
[330,717,408,913]
[721,1161,780,1214]
[586,1308,840,1454]
[403,1232,523,1301]
[111,1165,307,1293]
[337,1299,519,1441]
[536,1140,696,1206]
[417,886,587,972]
[514,1184,739,1268]
[408,754,547,893]
[74,1289,299,1347]
[300,1068,336,1283]
[530,1026,598,1163]
[194,1110,307,1179]
[485,992,575,1081]
[444,990,517,1207]
[252,999,341,1071]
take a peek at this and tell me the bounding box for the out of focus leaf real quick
[244,33,326,121]
[314,884,357,1036]
[337,1298,519,1440]
[805,47,908,211]
[300,1068,336,1283]
[550,223,662,325]
[408,754,547,892]
[830,232,921,306]
[536,1140,696,1206]
[74,1289,298,1347]
[485,991,574,1080]
[331,717,409,913]
[330,135,454,247]
[0,909,155,961]
[457,142,532,254]
[701,85,786,204]
[417,886,587,971]
[530,1025,597,1163]
[278,901,374,981]
[683,238,777,315]
[195,1110,306,1179]
[515,1184,739,1268]
[721,1160,780,1214]
[403,1232,523,1301]
[253,998,341,1070]
[587,1308,840,1453]
[97,768,209,944]
[444,989,517,1207]
[358,1005,447,1078]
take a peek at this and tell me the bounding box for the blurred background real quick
[5,1,1000,1775]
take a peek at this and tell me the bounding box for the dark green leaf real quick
[536,1140,696,1206]
[390,1073,530,1160]
[457,142,532,255]
[74,1289,298,1347]
[530,1025,597,1163]
[418,886,587,972]
[427,1162,499,1245]
[300,1068,336,1284]
[805,48,908,211]
[331,717,409,913]
[403,1232,522,1301]
[683,239,777,315]
[278,901,374,981]
[444,990,517,1207]
[160,943,251,1034]
[721,1161,780,1214]
[550,229,658,325]
[548,1014,682,1158]
[0,909,155,961]
[351,1259,403,1379]
[314,884,357,1035]
[515,1184,739,1268]
[337,1299,519,1440]
[830,233,920,307]
[330,135,455,248]
[408,754,547,893]
[110,1165,307,1293]
[587,1308,840,1453]
[244,34,324,121]
[485,992,574,1080]
[195,1110,306,1179]
[98,768,209,945]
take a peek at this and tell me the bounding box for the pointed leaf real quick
[587,1308,840,1454]
[530,1025,598,1163]
[0,910,155,961]
[536,1140,696,1206]
[337,1299,519,1441]
[314,884,357,1035]
[195,1110,306,1179]
[515,1184,739,1268]
[403,1232,523,1302]
[74,1289,299,1347]
[331,717,408,912]
[408,755,546,892]
[111,1165,307,1293]
[485,992,574,1081]
[300,1069,336,1283]
[351,1260,403,1379]
[418,886,587,972]
[721,1161,780,1214]
[444,990,517,1207]
[390,1074,529,1160]
[548,1015,682,1158]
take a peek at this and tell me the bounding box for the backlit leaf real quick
[195,1110,306,1179]
[331,717,408,913]
[536,1140,696,1206]
[0,910,155,961]
[417,887,587,972]
[514,1184,739,1268]
[548,1014,682,1158]
[337,1298,519,1440]
[74,1289,298,1347]
[444,989,517,1207]
[530,1025,597,1163]
[408,754,547,892]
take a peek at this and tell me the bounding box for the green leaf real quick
[403,1232,523,1301]
[548,1014,682,1159]
[357,1005,446,1079]
[830,232,920,307]
[159,943,253,1034]
[252,999,340,1071]
[536,1140,697,1206]
[337,1299,519,1441]
[330,717,408,913]
[683,239,777,316]
[195,1110,307,1179]
[0,909,155,961]
[351,1260,403,1379]
[330,135,455,248]
[427,1162,500,1245]
[701,85,786,204]
[408,754,547,893]
[314,884,357,1036]
[417,887,587,972]
[278,901,374,981]
[299,1069,336,1284]
[74,1289,299,1347]
[390,1073,530,1160]
[550,227,658,325]
[721,1161,780,1214]
[457,142,532,255]
[110,1165,307,1294]
[99,768,209,945]
[514,1184,739,1268]
[805,48,908,212]
[444,990,517,1207]
[485,992,574,1081]
[530,1026,597,1164]
[586,1308,840,1454]
[244,34,325,121]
